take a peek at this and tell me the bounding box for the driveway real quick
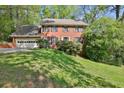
[0,48,32,53]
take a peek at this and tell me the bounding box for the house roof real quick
[41,19,88,26]
[10,35,41,38]
[10,25,40,37]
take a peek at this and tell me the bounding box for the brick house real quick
[41,19,88,44]
[10,19,88,48]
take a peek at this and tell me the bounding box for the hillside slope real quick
[0,49,123,88]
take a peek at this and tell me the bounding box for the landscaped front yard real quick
[0,49,124,88]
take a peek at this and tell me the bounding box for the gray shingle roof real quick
[11,25,40,36]
[42,19,88,26]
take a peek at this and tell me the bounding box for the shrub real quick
[37,39,50,48]
[84,17,124,66]
[56,40,82,56]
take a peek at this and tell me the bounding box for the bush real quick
[84,17,124,66]
[37,39,50,48]
[56,40,82,56]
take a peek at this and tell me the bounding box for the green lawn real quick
[0,49,123,88]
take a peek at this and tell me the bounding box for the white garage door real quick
[16,39,39,48]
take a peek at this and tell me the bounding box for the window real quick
[63,37,69,41]
[52,26,58,32]
[43,27,49,32]
[17,40,38,43]
[63,27,68,32]
[31,41,33,43]
[42,27,49,32]
[20,41,23,43]
[75,27,83,32]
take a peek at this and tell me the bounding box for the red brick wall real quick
[41,26,83,41]
[0,43,16,48]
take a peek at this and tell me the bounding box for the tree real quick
[120,11,124,22]
[0,5,41,42]
[52,6,77,19]
[83,17,124,66]
[41,6,52,18]
[108,5,124,20]
[41,6,77,19]
[115,5,120,20]
[0,6,14,41]
[80,5,108,24]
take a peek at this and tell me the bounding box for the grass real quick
[0,49,123,88]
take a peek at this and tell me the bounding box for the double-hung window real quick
[75,27,83,32]
[44,27,49,32]
[63,27,68,32]
[52,26,58,32]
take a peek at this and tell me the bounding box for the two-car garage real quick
[15,38,39,48]
[10,25,41,48]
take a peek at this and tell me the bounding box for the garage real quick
[16,39,39,48]
[10,25,41,48]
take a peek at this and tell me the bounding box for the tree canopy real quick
[0,5,41,41]
[0,5,124,42]
[41,5,77,19]
[83,17,124,66]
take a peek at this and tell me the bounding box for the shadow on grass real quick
[0,49,117,88]
[31,49,117,88]
[0,62,56,88]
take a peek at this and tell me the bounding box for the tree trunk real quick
[8,5,14,35]
[16,6,20,28]
[115,5,120,20]
[26,6,29,24]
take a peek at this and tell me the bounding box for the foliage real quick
[108,5,124,20]
[56,40,82,56]
[37,39,50,48]
[0,5,124,42]
[0,5,41,41]
[1,49,123,87]
[41,5,77,19]
[84,17,124,66]
[80,5,108,23]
